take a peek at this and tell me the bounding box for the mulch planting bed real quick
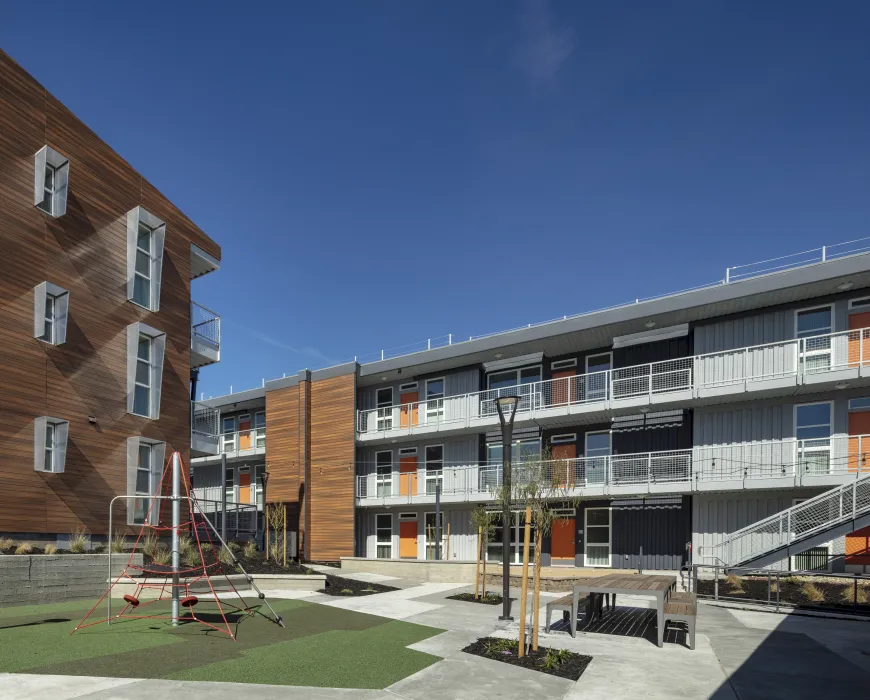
[446,592,503,605]
[697,576,870,614]
[463,637,592,680]
[320,574,399,597]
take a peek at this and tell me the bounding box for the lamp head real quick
[494,395,520,426]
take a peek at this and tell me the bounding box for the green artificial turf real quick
[0,598,443,688]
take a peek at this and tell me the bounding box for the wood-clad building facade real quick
[0,49,220,541]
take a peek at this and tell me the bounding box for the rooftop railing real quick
[357,327,870,435]
[355,435,870,502]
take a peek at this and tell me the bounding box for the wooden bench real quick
[662,600,697,650]
[545,593,590,634]
[669,591,697,604]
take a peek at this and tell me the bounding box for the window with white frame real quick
[33,146,70,217]
[376,387,393,431]
[126,323,166,419]
[126,437,165,525]
[584,507,611,567]
[585,431,611,485]
[796,306,833,373]
[34,417,69,473]
[225,466,235,503]
[126,207,166,312]
[222,416,236,452]
[425,378,445,422]
[585,353,612,401]
[424,511,448,560]
[254,411,266,448]
[486,438,541,465]
[795,402,832,474]
[485,511,537,564]
[375,513,392,558]
[487,366,541,413]
[33,282,69,345]
[376,451,392,497]
[425,445,443,494]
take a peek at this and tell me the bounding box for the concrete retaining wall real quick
[340,557,479,582]
[0,554,143,606]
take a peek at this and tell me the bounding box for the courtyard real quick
[1,573,869,699]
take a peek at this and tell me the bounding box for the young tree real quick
[471,505,495,600]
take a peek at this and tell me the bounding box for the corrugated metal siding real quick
[610,497,691,570]
[359,506,477,560]
[358,368,481,412]
[692,489,845,570]
[694,404,793,445]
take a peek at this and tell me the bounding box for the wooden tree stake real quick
[475,525,482,600]
[283,503,287,567]
[446,522,451,560]
[265,505,270,562]
[532,526,543,651]
[518,505,532,658]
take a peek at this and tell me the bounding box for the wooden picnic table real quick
[571,573,677,647]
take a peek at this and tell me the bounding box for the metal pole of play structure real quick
[221,453,228,545]
[171,451,181,626]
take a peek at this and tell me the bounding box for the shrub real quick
[110,530,127,554]
[0,537,15,552]
[141,531,159,557]
[200,542,213,553]
[219,546,235,565]
[839,583,869,605]
[182,547,202,569]
[340,588,354,595]
[306,568,314,575]
[542,647,572,670]
[68,527,89,554]
[228,541,242,553]
[44,543,57,555]
[801,581,824,602]
[242,541,258,559]
[482,637,515,655]
[15,543,33,555]
[178,534,193,558]
[726,574,744,593]
[269,543,281,561]
[152,547,171,566]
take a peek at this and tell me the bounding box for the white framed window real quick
[848,397,870,412]
[33,282,69,345]
[794,402,832,474]
[376,450,393,497]
[585,431,611,485]
[424,511,448,560]
[399,382,418,392]
[486,438,541,465]
[484,511,537,564]
[255,411,266,449]
[375,513,392,559]
[425,377,445,422]
[222,416,237,452]
[551,358,577,370]
[487,365,542,390]
[585,352,612,401]
[584,507,611,567]
[376,387,393,431]
[33,146,69,217]
[225,465,235,503]
[398,447,418,457]
[551,433,577,444]
[126,207,166,311]
[126,437,166,525]
[126,323,166,419]
[848,297,870,311]
[795,305,833,338]
[424,444,443,494]
[34,417,69,473]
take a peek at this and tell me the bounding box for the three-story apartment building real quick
[197,245,870,573]
[0,49,223,544]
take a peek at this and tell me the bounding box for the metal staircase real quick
[708,472,870,569]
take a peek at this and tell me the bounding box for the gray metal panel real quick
[694,403,793,445]
[694,309,795,354]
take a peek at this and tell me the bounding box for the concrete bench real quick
[545,593,589,633]
[663,600,697,650]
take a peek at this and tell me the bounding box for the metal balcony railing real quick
[220,428,266,454]
[355,435,870,503]
[192,401,219,439]
[357,327,870,435]
[194,497,258,536]
[191,301,221,346]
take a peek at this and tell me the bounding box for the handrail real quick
[357,325,870,432]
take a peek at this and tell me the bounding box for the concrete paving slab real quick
[0,674,138,700]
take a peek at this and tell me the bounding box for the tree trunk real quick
[518,506,532,658]
[475,525,482,600]
[532,526,543,651]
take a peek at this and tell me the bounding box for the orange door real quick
[400,455,418,496]
[551,517,576,563]
[400,520,418,558]
[551,370,574,406]
[846,526,870,566]
[400,391,419,428]
[238,470,251,504]
[847,411,870,473]
[238,415,252,449]
[551,443,577,487]
[848,312,870,366]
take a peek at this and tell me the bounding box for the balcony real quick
[355,434,870,505]
[191,428,266,465]
[191,302,220,368]
[191,402,220,457]
[357,327,870,442]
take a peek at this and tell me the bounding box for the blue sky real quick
[4,1,870,397]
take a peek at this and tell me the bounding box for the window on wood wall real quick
[126,207,166,312]
[33,146,69,217]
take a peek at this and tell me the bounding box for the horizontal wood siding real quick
[309,373,356,561]
[0,50,219,535]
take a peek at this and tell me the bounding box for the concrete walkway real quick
[3,581,869,699]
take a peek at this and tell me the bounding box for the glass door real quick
[585,353,612,402]
[585,431,611,485]
[584,507,611,567]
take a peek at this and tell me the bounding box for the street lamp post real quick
[261,470,270,552]
[495,395,520,621]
